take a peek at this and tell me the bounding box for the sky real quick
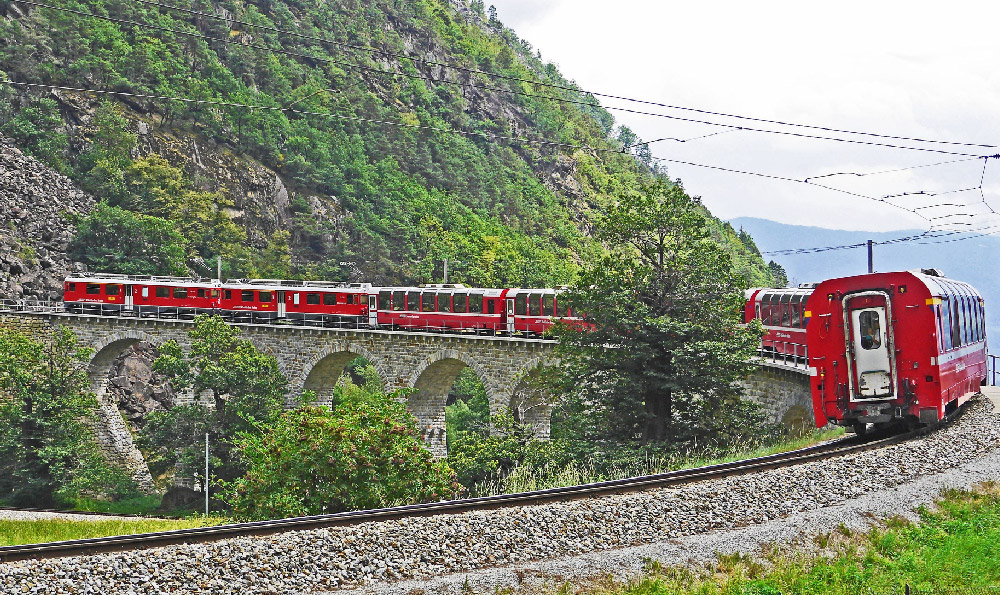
[485,1,1000,239]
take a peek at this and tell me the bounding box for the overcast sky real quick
[486,1,1000,239]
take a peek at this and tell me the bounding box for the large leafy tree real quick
[143,315,288,483]
[222,369,458,520]
[0,327,135,506]
[552,181,764,445]
[68,201,190,276]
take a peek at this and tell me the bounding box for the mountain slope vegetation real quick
[0,0,773,287]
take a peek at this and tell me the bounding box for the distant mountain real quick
[730,217,1000,349]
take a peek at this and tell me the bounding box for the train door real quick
[368,294,378,328]
[277,291,286,319]
[505,298,515,335]
[849,306,893,400]
[124,285,134,313]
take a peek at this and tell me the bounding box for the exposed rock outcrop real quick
[0,136,93,300]
[106,342,176,430]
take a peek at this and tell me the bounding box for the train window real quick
[437,294,451,312]
[292,293,300,306]
[174,287,187,299]
[453,293,467,313]
[306,293,321,305]
[859,310,882,350]
[86,284,102,295]
[951,299,962,349]
[542,295,554,316]
[197,289,206,298]
[779,294,791,327]
[68,283,76,292]
[156,287,170,298]
[393,291,405,311]
[242,290,254,302]
[421,292,435,312]
[224,290,232,300]
[407,291,420,311]
[141,287,149,298]
[528,294,542,316]
[345,294,355,305]
[323,293,336,306]
[515,294,527,316]
[469,293,483,313]
[939,297,952,351]
[379,291,392,310]
[259,291,272,303]
[106,284,121,296]
[790,303,801,328]
[759,294,772,325]
[487,299,495,314]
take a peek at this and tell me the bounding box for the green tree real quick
[551,181,764,445]
[77,101,137,203]
[68,201,190,275]
[143,315,288,483]
[0,96,68,172]
[768,260,789,287]
[221,375,458,520]
[0,327,136,506]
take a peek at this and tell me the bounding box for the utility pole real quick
[217,256,222,281]
[443,258,448,284]
[867,240,874,274]
[204,433,209,517]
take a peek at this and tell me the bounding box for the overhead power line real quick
[10,0,996,158]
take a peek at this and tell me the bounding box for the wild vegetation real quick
[0,0,774,286]
[0,327,139,507]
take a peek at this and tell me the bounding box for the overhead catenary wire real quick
[109,0,999,151]
[10,0,997,158]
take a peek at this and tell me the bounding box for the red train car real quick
[64,274,220,317]
[806,269,987,433]
[373,285,506,333]
[223,279,372,325]
[744,285,815,361]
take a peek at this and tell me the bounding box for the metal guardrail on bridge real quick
[756,342,809,371]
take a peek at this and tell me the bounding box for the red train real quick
[805,269,987,433]
[744,285,815,361]
[62,275,576,337]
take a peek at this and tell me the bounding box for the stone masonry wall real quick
[742,362,814,434]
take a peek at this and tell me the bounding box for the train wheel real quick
[852,422,868,436]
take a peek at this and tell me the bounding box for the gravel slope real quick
[2,392,997,595]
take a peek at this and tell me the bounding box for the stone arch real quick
[83,330,159,491]
[506,355,553,440]
[300,343,388,407]
[406,349,495,457]
[88,330,161,398]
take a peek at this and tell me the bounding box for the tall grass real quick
[0,516,226,546]
[472,427,845,497]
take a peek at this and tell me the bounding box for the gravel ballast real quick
[2,392,998,595]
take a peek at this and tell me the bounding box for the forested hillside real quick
[0,0,773,288]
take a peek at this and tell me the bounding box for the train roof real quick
[812,270,983,300]
[66,274,219,288]
[380,286,506,297]
[226,279,373,291]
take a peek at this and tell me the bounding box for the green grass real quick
[473,427,846,496]
[0,516,227,546]
[67,494,167,516]
[554,482,1000,595]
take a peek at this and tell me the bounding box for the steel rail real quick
[0,430,919,563]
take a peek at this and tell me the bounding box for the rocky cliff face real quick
[0,136,93,300]
[106,342,175,429]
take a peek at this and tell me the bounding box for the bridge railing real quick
[756,341,809,370]
[0,300,555,339]
[988,354,999,387]
[0,299,62,313]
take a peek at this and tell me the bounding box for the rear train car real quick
[806,269,987,432]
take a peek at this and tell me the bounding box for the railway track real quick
[0,427,922,564]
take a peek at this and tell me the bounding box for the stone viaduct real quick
[0,310,814,491]
[0,311,557,489]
